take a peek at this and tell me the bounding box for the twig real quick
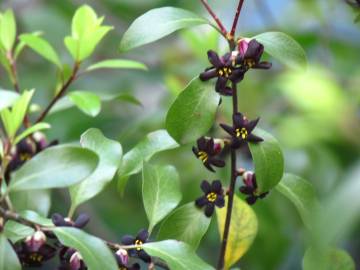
[200,0,228,37]
[230,0,245,38]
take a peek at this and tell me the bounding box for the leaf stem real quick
[200,0,228,37]
[35,62,80,123]
[230,0,245,38]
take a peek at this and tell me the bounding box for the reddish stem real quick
[230,0,245,38]
[200,0,228,37]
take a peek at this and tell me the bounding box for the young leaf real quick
[0,89,19,111]
[14,122,51,144]
[19,34,61,68]
[9,145,99,192]
[117,130,179,195]
[157,202,211,250]
[216,196,258,269]
[248,129,284,192]
[303,247,355,270]
[70,128,122,211]
[252,31,307,70]
[19,210,53,226]
[53,227,118,270]
[14,31,42,59]
[142,163,181,232]
[86,59,147,72]
[119,7,208,52]
[0,233,21,270]
[276,173,318,230]
[166,77,220,144]
[143,240,214,270]
[0,9,16,51]
[68,91,101,117]
[4,220,35,243]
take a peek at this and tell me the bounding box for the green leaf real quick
[253,32,307,70]
[14,31,42,59]
[143,240,214,270]
[65,5,112,61]
[4,220,35,243]
[0,9,16,51]
[216,196,258,269]
[86,59,147,72]
[11,190,51,217]
[248,129,284,192]
[0,233,21,270]
[69,91,101,117]
[53,227,118,270]
[166,77,220,144]
[142,163,181,232]
[117,130,179,195]
[119,7,208,52]
[70,128,122,211]
[19,210,53,226]
[19,34,61,68]
[157,202,211,250]
[9,145,98,191]
[276,173,318,230]
[303,247,355,270]
[14,122,51,144]
[0,90,19,111]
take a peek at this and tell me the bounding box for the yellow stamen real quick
[235,128,248,139]
[217,67,232,78]
[20,153,32,161]
[245,59,256,68]
[206,192,217,203]
[134,239,143,251]
[198,151,208,163]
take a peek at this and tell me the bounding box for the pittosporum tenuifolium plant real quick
[0,1,357,270]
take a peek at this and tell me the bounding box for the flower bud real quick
[115,248,129,266]
[70,251,83,270]
[237,38,251,57]
[25,231,47,252]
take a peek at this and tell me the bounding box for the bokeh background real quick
[1,0,359,269]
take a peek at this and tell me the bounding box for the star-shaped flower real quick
[192,137,225,172]
[238,39,272,70]
[239,171,269,205]
[121,229,151,263]
[195,180,225,217]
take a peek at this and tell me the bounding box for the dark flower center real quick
[236,128,248,139]
[198,151,208,163]
[206,192,217,202]
[217,67,232,78]
[134,239,143,251]
[29,253,43,263]
[244,59,256,68]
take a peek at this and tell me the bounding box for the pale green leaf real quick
[4,220,35,243]
[0,233,21,270]
[69,91,101,117]
[14,122,51,144]
[86,59,147,72]
[0,9,16,51]
[19,210,53,226]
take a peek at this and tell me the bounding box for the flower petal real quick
[74,213,90,228]
[211,180,222,193]
[244,39,264,62]
[215,76,228,94]
[229,68,245,83]
[247,133,263,143]
[210,158,225,168]
[246,117,260,133]
[246,196,258,205]
[197,136,207,150]
[207,50,222,67]
[215,195,225,208]
[195,196,208,207]
[200,180,211,193]
[138,250,152,263]
[136,229,149,242]
[240,186,254,195]
[220,123,234,136]
[254,61,272,69]
[204,203,215,217]
[199,69,217,81]
[233,112,245,127]
[121,235,135,245]
[204,162,215,172]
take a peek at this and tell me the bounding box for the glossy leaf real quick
[166,77,220,144]
[157,202,211,250]
[216,196,258,269]
[142,163,181,232]
[0,9,16,51]
[249,129,284,192]
[69,91,101,117]
[19,210,53,226]
[53,227,118,270]
[11,190,51,217]
[4,220,34,243]
[14,122,51,144]
[276,173,318,230]
[9,145,98,191]
[303,247,355,270]
[119,7,208,51]
[117,130,179,195]
[253,31,307,70]
[19,34,61,67]
[0,233,21,270]
[70,128,122,211]
[143,240,214,270]
[86,59,147,72]
[0,90,19,111]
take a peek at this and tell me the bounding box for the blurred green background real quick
[1,0,359,269]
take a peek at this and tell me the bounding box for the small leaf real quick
[9,145,98,191]
[70,128,122,211]
[14,122,51,144]
[143,240,214,270]
[0,9,16,51]
[142,163,181,232]
[19,34,61,67]
[86,59,147,72]
[276,173,318,230]
[119,7,208,52]
[303,247,355,270]
[166,77,220,144]
[117,130,179,195]
[110,93,142,107]
[216,196,258,269]
[0,233,21,270]
[4,220,35,243]
[0,89,19,111]
[69,91,101,117]
[19,210,53,226]
[248,129,284,192]
[157,202,211,250]
[14,31,42,59]
[53,227,118,270]
[253,31,307,70]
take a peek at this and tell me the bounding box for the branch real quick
[200,0,228,37]
[230,0,245,38]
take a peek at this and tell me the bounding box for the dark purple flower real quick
[58,248,87,270]
[239,171,269,205]
[220,112,263,148]
[238,39,272,70]
[200,50,246,96]
[195,180,225,217]
[192,137,225,172]
[115,249,140,270]
[121,229,151,263]
[52,213,90,229]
